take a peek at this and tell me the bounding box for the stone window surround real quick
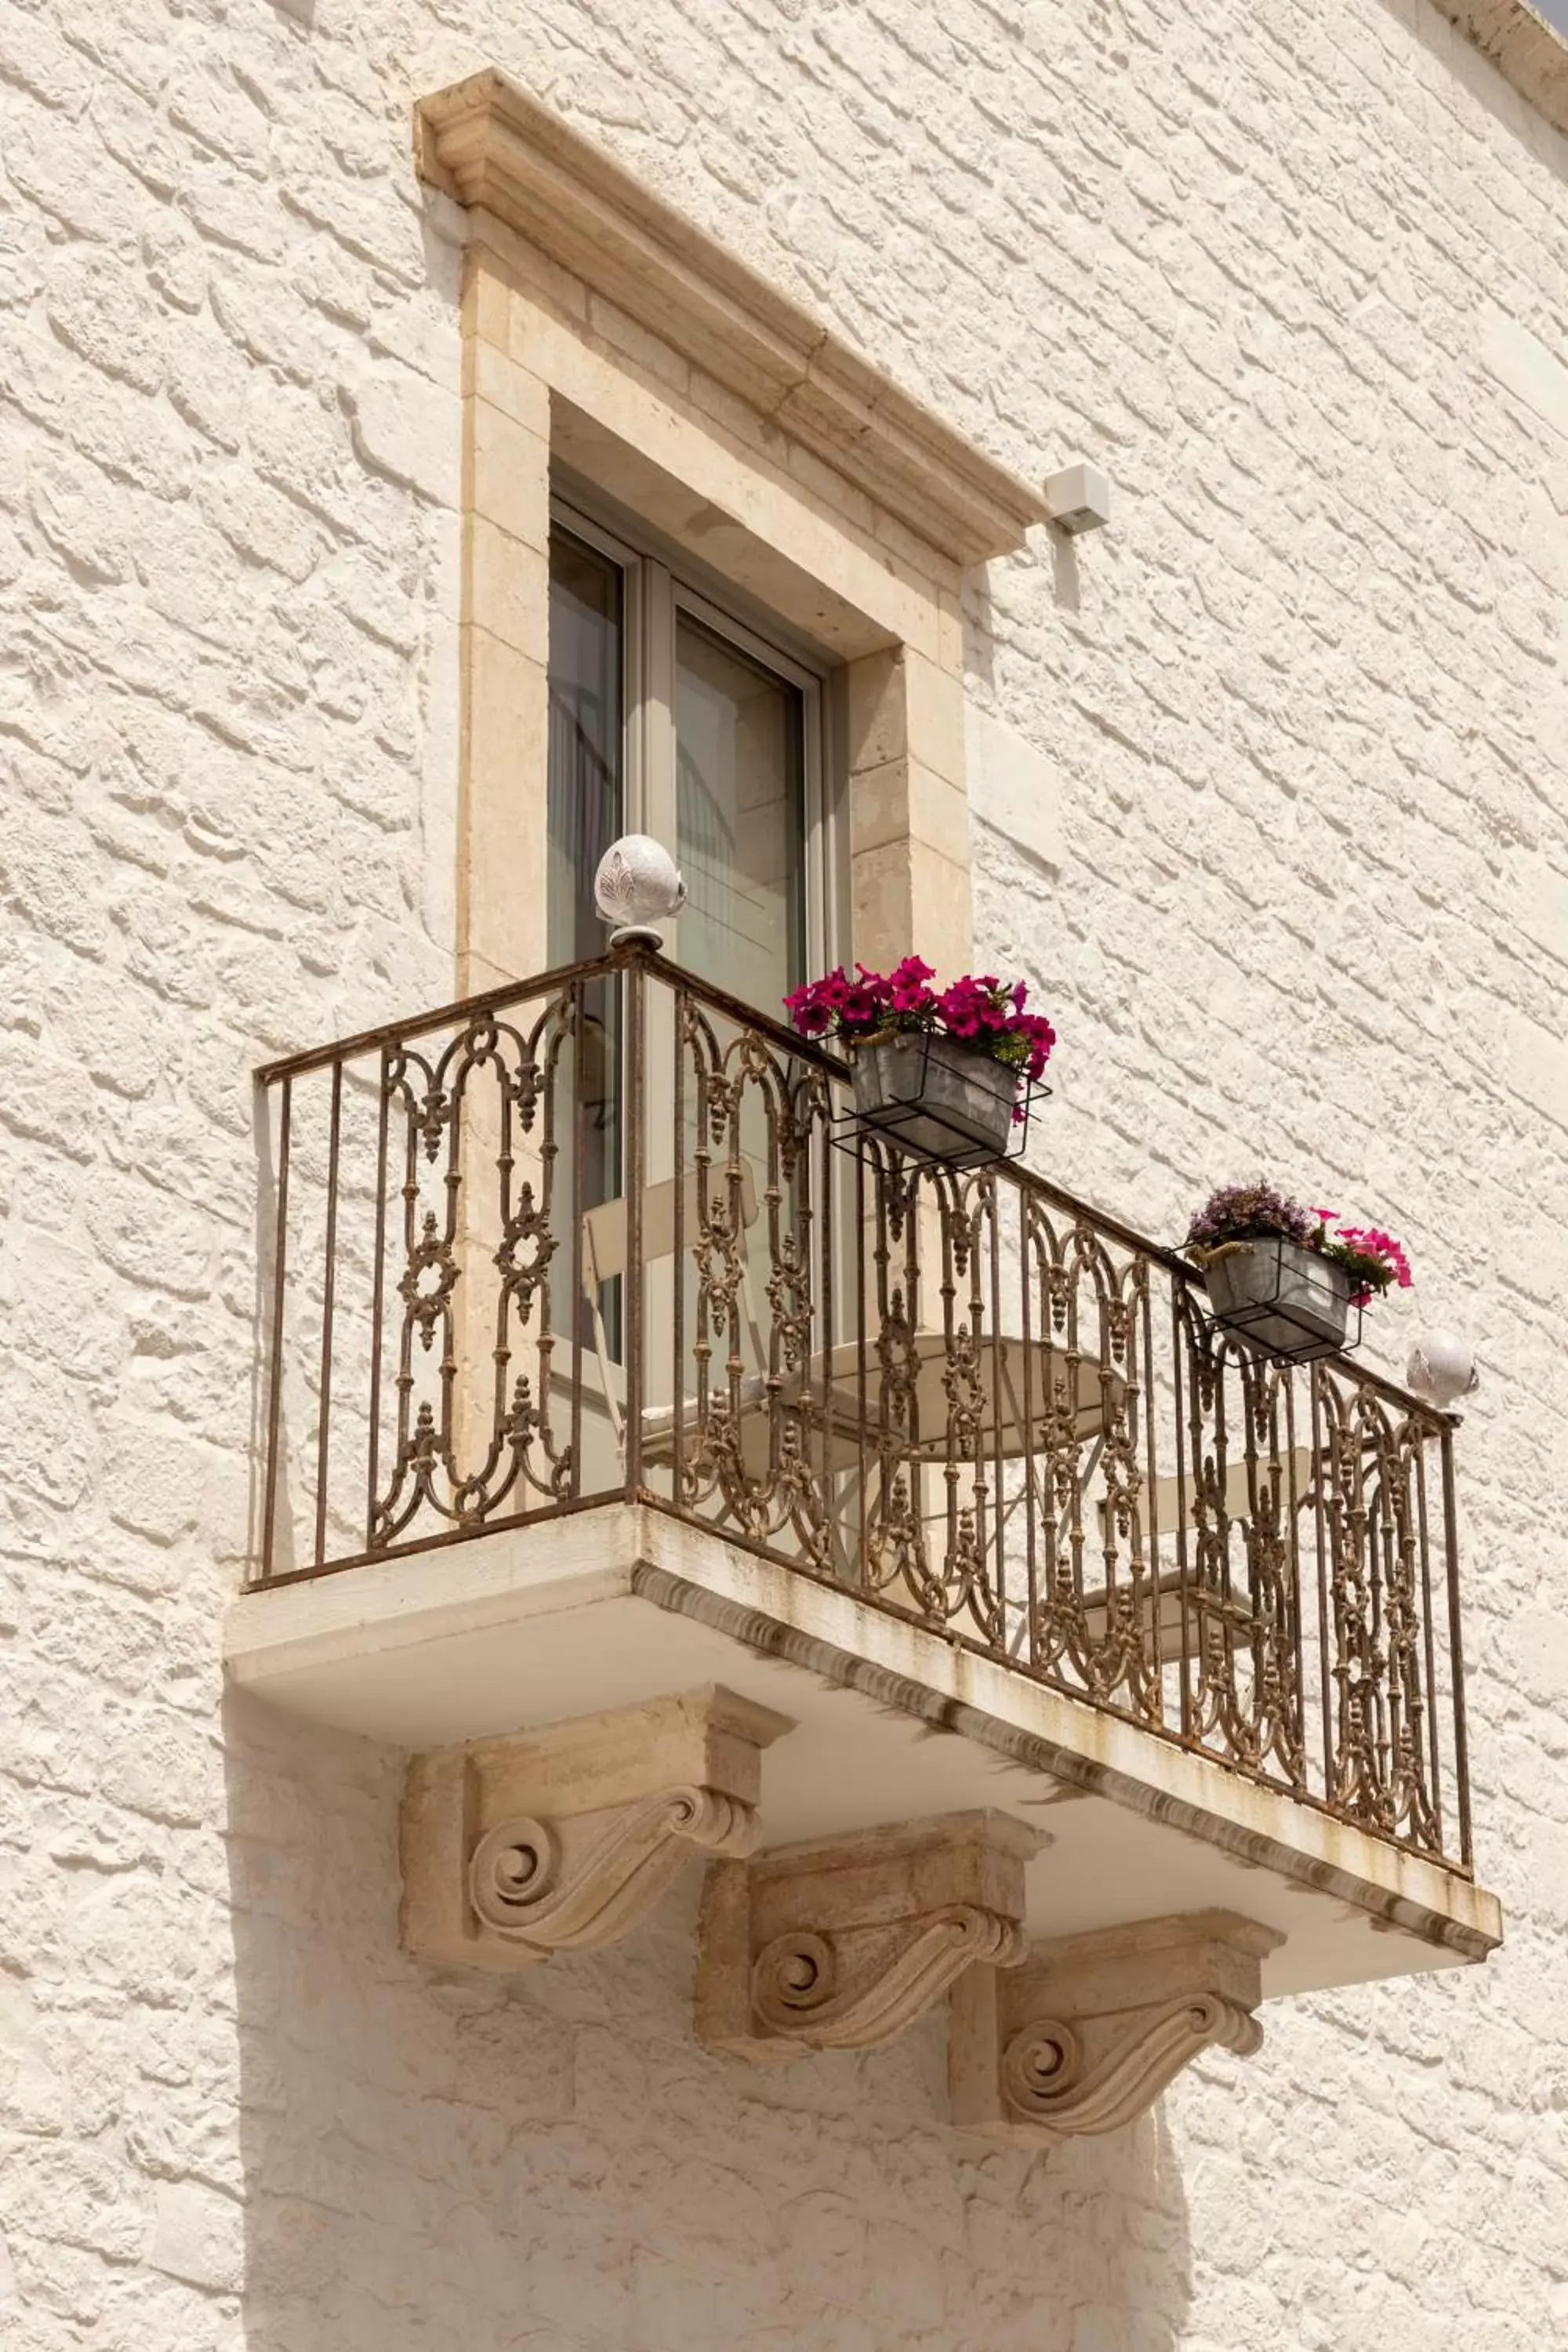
[1431,1,1568,137]
[416,69,1049,1000]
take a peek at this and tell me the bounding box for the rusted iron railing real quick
[255,946,1472,1869]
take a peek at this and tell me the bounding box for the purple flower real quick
[1185,1184,1414,1308]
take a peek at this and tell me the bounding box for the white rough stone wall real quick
[0,0,1563,2346]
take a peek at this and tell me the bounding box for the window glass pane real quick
[547,531,623,966]
[547,528,624,1375]
[675,612,805,1017]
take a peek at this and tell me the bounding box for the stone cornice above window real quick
[416,70,1048,569]
[1432,0,1568,134]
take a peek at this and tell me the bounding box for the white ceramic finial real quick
[593,834,688,948]
[1406,1330,1479,1410]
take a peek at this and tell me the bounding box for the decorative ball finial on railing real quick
[1406,1329,1479,1410]
[594,834,687,949]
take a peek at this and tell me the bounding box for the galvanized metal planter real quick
[1202,1235,1352,1365]
[847,1029,1018,1166]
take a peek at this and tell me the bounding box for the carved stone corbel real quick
[949,1909,1283,2147]
[696,1810,1042,2063]
[400,1686,793,1971]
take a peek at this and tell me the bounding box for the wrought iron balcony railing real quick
[255,946,1472,1872]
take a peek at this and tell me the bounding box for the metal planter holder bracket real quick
[1200,1233,1362,1366]
[840,1029,1044,1171]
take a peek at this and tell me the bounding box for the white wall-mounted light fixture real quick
[1043,462,1112,535]
[1406,1330,1480,1410]
[594,833,687,948]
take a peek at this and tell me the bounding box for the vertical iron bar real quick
[672,987,686,1512]
[624,958,646,1497]
[570,980,586,1501]
[1140,1270,1159,1713]
[261,1075,292,1581]
[1284,1371,1305,1788]
[312,1058,343,1570]
[1416,1425,1443,1857]
[1020,1202,1039,1666]
[855,1142,868,1599]
[1369,1409,1387,1806]
[988,1182,1007,1657]
[816,1073,833,1577]
[1140,1276,1157,1584]
[1440,1424,1472,1868]
[1313,1370,1334,1806]
[365,1045,390,1553]
[1171,1283,1192,1740]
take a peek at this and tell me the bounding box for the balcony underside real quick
[224,1501,1500,2001]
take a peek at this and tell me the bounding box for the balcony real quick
[228,945,1498,2133]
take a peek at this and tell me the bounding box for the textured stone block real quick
[695,1810,1040,2062]
[401,1688,793,1972]
[949,1911,1282,2149]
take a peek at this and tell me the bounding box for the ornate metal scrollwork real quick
[666,991,833,1567]
[272,944,1465,1866]
[1316,1371,1440,1848]
[372,990,576,1549]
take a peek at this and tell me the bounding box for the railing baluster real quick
[1019,1199,1039,1668]
[1441,1424,1472,1870]
[987,1179,1006,1650]
[1171,1283,1192,1742]
[671,986,686,1512]
[854,1141,868,1601]
[365,1045,390,1553]
[815,1074,833,1577]
[1312,1369,1334,1810]
[1284,1371,1306,1791]
[623,960,645,1499]
[313,1058,343,1570]
[570,980,586,1502]
[261,1074,292,1581]
[1416,1424,1443,1857]
[1139,1272,1159,1711]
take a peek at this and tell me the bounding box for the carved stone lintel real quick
[949,1909,1283,2147]
[696,1809,1043,2064]
[401,1686,793,1972]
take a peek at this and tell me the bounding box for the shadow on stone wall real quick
[226,1689,1193,2351]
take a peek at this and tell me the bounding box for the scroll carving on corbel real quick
[696,1809,1042,2063]
[401,1686,793,1972]
[949,1909,1283,2147]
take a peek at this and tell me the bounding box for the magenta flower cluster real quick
[1318,1218,1414,1307]
[783,956,1056,1082]
[1185,1181,1414,1308]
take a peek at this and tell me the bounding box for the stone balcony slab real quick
[224,1499,1501,2003]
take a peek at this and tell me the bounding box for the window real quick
[546,495,837,1383]
[546,496,829,1011]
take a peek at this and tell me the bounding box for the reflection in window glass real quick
[547,529,624,1359]
[547,532,623,967]
[675,612,805,1017]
